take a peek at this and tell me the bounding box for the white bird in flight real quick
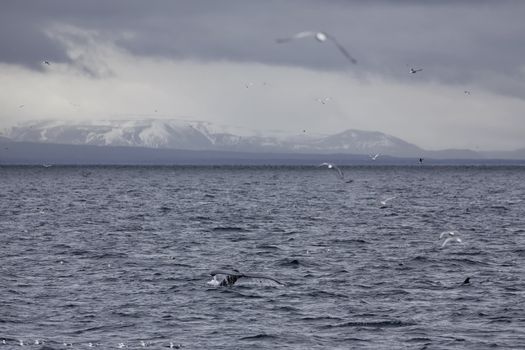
[318,162,353,183]
[440,231,463,247]
[409,67,423,74]
[441,236,463,247]
[316,97,331,104]
[370,153,380,160]
[439,231,457,239]
[380,196,396,207]
[276,31,357,64]
[43,60,50,65]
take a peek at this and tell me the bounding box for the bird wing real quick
[332,165,345,179]
[384,196,396,203]
[276,31,316,43]
[439,231,454,239]
[441,237,461,247]
[326,35,358,64]
[319,163,347,180]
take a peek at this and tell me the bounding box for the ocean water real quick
[1,165,524,349]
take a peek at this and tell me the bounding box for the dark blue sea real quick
[1,165,524,349]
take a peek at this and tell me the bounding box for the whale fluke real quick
[210,270,284,286]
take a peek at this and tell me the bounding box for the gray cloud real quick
[2,1,525,88]
[1,0,524,152]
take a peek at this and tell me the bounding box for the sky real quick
[1,0,524,151]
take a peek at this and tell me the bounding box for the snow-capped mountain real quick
[2,119,424,157]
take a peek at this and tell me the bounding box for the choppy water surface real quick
[1,166,524,349]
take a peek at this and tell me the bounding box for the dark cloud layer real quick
[1,0,525,97]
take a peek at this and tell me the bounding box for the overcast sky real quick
[1,0,524,150]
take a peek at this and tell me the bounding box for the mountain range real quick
[1,119,524,163]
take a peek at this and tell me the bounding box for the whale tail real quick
[209,270,284,287]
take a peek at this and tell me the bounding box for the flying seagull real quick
[316,97,331,105]
[43,60,51,65]
[440,231,463,247]
[380,196,396,208]
[319,162,342,179]
[441,236,462,247]
[319,162,353,183]
[464,90,471,95]
[409,66,423,74]
[209,270,284,287]
[439,231,458,239]
[370,153,380,160]
[419,157,424,164]
[276,31,357,64]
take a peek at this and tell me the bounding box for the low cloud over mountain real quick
[2,119,524,162]
[2,119,424,157]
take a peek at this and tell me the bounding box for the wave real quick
[322,319,416,328]
[93,252,129,259]
[278,258,301,267]
[212,226,247,232]
[307,290,349,299]
[239,333,278,341]
[445,258,491,266]
[300,315,345,322]
[255,244,281,250]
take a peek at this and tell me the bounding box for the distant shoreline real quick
[1,141,524,166]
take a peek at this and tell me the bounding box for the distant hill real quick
[1,119,524,161]
[0,135,12,143]
[1,119,424,157]
[481,148,525,159]
[0,139,363,165]
[1,139,524,166]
